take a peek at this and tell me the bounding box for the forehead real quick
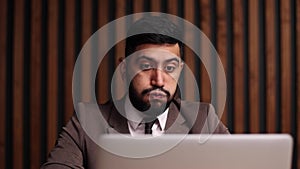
[131,43,180,62]
[136,43,179,55]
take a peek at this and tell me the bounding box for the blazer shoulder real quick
[99,100,115,120]
[41,114,86,168]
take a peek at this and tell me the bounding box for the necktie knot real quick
[144,119,158,134]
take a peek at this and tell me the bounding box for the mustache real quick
[141,87,170,97]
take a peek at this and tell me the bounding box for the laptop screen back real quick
[97,134,293,169]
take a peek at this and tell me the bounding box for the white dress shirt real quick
[124,95,169,137]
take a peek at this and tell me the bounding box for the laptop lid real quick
[97,134,293,169]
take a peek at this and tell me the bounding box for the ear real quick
[177,61,184,78]
[119,57,127,81]
[178,61,184,73]
[179,61,184,69]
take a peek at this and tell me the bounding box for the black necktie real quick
[144,119,158,134]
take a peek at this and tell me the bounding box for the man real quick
[42,15,229,169]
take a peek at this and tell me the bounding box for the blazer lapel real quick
[165,102,190,134]
[106,99,130,134]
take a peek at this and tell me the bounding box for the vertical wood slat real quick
[107,0,116,101]
[184,0,196,101]
[297,0,300,166]
[13,0,25,168]
[4,0,14,168]
[161,0,167,13]
[30,0,41,167]
[209,0,219,112]
[167,0,178,16]
[114,0,126,99]
[274,0,282,133]
[177,0,184,18]
[199,0,212,103]
[248,0,260,133]
[114,2,125,54]
[151,0,161,12]
[74,0,82,58]
[289,0,297,142]
[232,0,244,133]
[40,0,48,163]
[92,0,99,33]
[133,0,144,15]
[91,0,99,100]
[47,0,58,154]
[64,0,75,123]
[73,0,83,115]
[193,0,201,104]
[225,0,234,130]
[97,0,109,103]
[216,0,227,123]
[144,0,151,12]
[193,0,201,94]
[289,0,297,167]
[181,1,201,100]
[23,0,31,166]
[57,0,65,134]
[126,0,134,15]
[0,0,7,168]
[281,0,292,134]
[265,0,276,133]
[242,0,250,133]
[258,0,266,133]
[132,0,144,22]
[81,0,92,102]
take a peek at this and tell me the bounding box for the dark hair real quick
[125,16,184,58]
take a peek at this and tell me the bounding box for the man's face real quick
[124,43,183,118]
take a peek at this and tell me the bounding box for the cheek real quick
[169,82,178,93]
[164,76,178,91]
[131,73,150,90]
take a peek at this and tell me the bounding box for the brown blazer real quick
[41,99,229,169]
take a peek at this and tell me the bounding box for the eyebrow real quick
[135,55,180,64]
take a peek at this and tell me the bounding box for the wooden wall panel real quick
[281,0,292,133]
[64,0,75,123]
[0,0,7,168]
[81,0,93,102]
[265,0,276,133]
[184,0,197,101]
[47,0,58,154]
[199,0,212,104]
[232,0,244,133]
[216,0,228,124]
[1,0,299,168]
[13,0,24,168]
[114,0,126,99]
[167,0,178,16]
[151,0,161,12]
[248,0,260,133]
[30,0,42,168]
[133,0,144,14]
[297,0,300,167]
[97,0,109,104]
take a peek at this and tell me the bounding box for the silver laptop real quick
[97,134,293,169]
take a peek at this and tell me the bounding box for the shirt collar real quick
[124,95,169,130]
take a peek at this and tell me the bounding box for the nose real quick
[150,69,165,87]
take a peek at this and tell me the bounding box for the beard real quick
[128,83,172,120]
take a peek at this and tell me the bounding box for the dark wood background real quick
[0,0,299,168]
